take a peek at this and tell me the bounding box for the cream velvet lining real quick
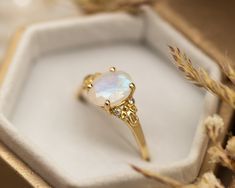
[0,7,220,188]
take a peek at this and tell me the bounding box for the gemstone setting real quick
[87,71,132,107]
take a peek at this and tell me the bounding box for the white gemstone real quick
[113,108,121,116]
[128,98,135,104]
[88,71,132,106]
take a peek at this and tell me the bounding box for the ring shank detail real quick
[128,120,150,161]
[111,101,150,161]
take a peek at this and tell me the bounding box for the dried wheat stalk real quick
[218,56,235,85]
[132,165,224,188]
[76,0,155,14]
[169,47,235,187]
[169,46,235,108]
[131,165,183,187]
[132,47,235,187]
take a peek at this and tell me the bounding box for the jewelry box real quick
[0,7,221,187]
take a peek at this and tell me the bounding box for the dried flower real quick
[131,165,224,188]
[169,46,235,108]
[204,114,224,144]
[226,136,235,160]
[208,146,235,171]
[204,114,235,171]
[197,172,224,188]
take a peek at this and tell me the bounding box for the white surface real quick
[0,8,220,188]
[11,42,204,179]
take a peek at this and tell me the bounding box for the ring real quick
[78,67,150,161]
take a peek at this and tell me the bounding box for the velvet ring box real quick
[0,7,221,188]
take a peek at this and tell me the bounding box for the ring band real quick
[78,67,150,161]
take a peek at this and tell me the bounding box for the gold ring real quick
[78,67,150,161]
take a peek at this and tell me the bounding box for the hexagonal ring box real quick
[0,7,220,188]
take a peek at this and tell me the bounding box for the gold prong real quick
[104,100,111,112]
[129,82,136,91]
[77,86,88,103]
[78,92,87,103]
[129,83,136,96]
[87,83,93,90]
[109,67,116,72]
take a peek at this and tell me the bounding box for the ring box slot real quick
[0,7,221,187]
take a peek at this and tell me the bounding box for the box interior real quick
[0,9,220,187]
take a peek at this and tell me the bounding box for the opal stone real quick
[88,71,132,106]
